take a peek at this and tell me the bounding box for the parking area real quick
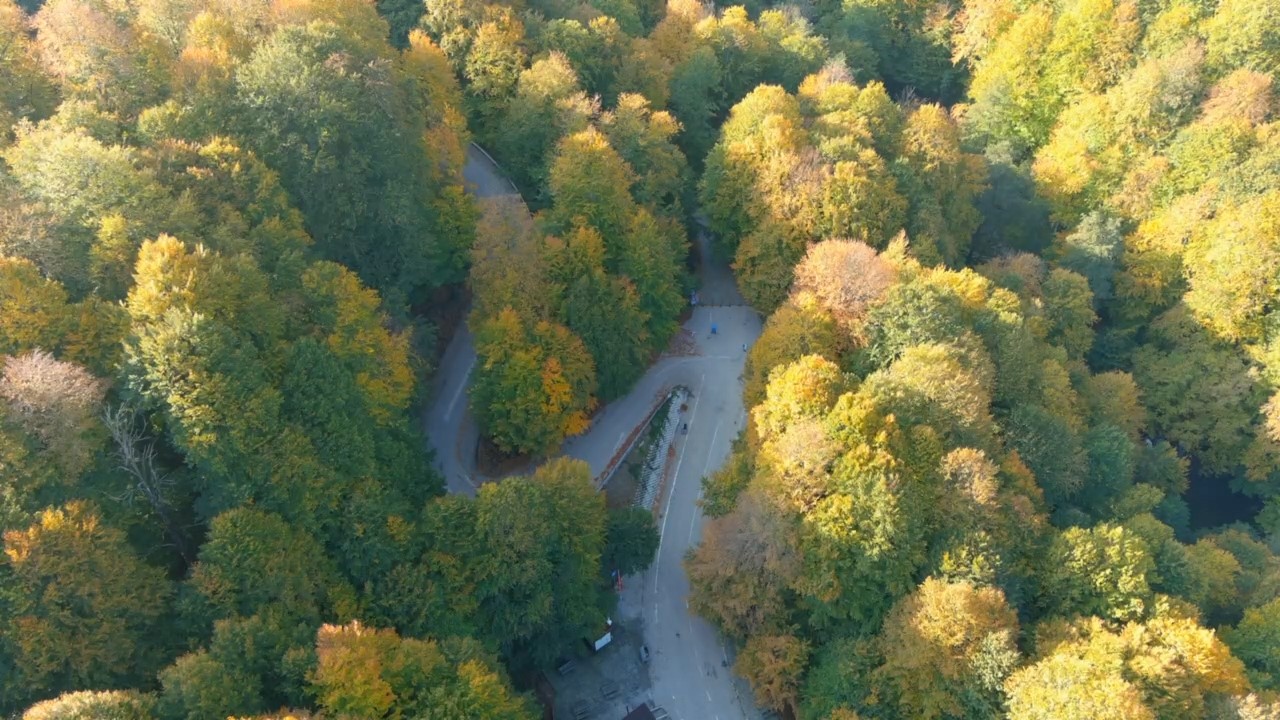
[549,614,669,720]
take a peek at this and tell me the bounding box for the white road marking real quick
[706,691,713,702]
[444,360,474,420]
[701,422,722,477]
[654,372,705,593]
[614,430,627,453]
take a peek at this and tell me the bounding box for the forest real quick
[2,0,1280,717]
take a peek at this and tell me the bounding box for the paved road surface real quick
[430,148,764,719]
[422,145,518,496]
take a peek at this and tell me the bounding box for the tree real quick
[187,507,354,627]
[1079,423,1137,518]
[0,257,72,356]
[0,502,170,707]
[310,622,534,720]
[1205,0,1280,76]
[33,0,171,115]
[543,128,637,262]
[157,649,263,720]
[744,292,839,408]
[820,151,909,249]
[234,19,472,294]
[1052,211,1124,306]
[617,208,686,352]
[124,307,283,511]
[23,690,156,720]
[791,239,895,337]
[600,93,692,221]
[127,235,282,350]
[752,354,845,443]
[0,350,106,480]
[1009,615,1247,719]
[299,262,415,426]
[471,458,608,668]
[0,0,57,137]
[144,138,312,285]
[862,279,968,370]
[877,578,1020,720]
[970,160,1054,260]
[469,197,552,321]
[471,308,596,456]
[733,219,808,313]
[1005,642,1154,720]
[863,342,997,450]
[736,634,810,716]
[667,45,724,163]
[493,52,590,196]
[603,507,659,577]
[1040,523,1156,622]
[1227,598,1280,690]
[535,19,622,105]
[687,490,799,640]
[3,119,179,298]
[961,4,1067,157]
[894,104,987,266]
[1081,371,1145,441]
[463,11,528,121]
[1182,191,1280,345]
[1132,305,1265,474]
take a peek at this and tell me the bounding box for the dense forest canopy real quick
[3,0,1280,717]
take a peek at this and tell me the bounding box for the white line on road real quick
[444,360,474,420]
[654,372,705,594]
[701,422,722,477]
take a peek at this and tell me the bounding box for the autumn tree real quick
[0,502,170,708]
[546,224,650,399]
[543,127,636,259]
[687,489,799,640]
[1008,616,1247,719]
[310,622,534,719]
[493,52,592,198]
[1040,523,1156,622]
[791,239,895,337]
[0,0,57,138]
[877,578,1020,720]
[1,350,105,478]
[893,103,987,267]
[744,291,839,408]
[470,197,552,321]
[471,308,596,456]
[736,634,810,717]
[23,690,156,720]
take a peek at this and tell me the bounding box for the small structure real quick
[621,706,656,720]
[588,617,613,652]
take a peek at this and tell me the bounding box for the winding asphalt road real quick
[426,146,763,719]
[422,145,512,497]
